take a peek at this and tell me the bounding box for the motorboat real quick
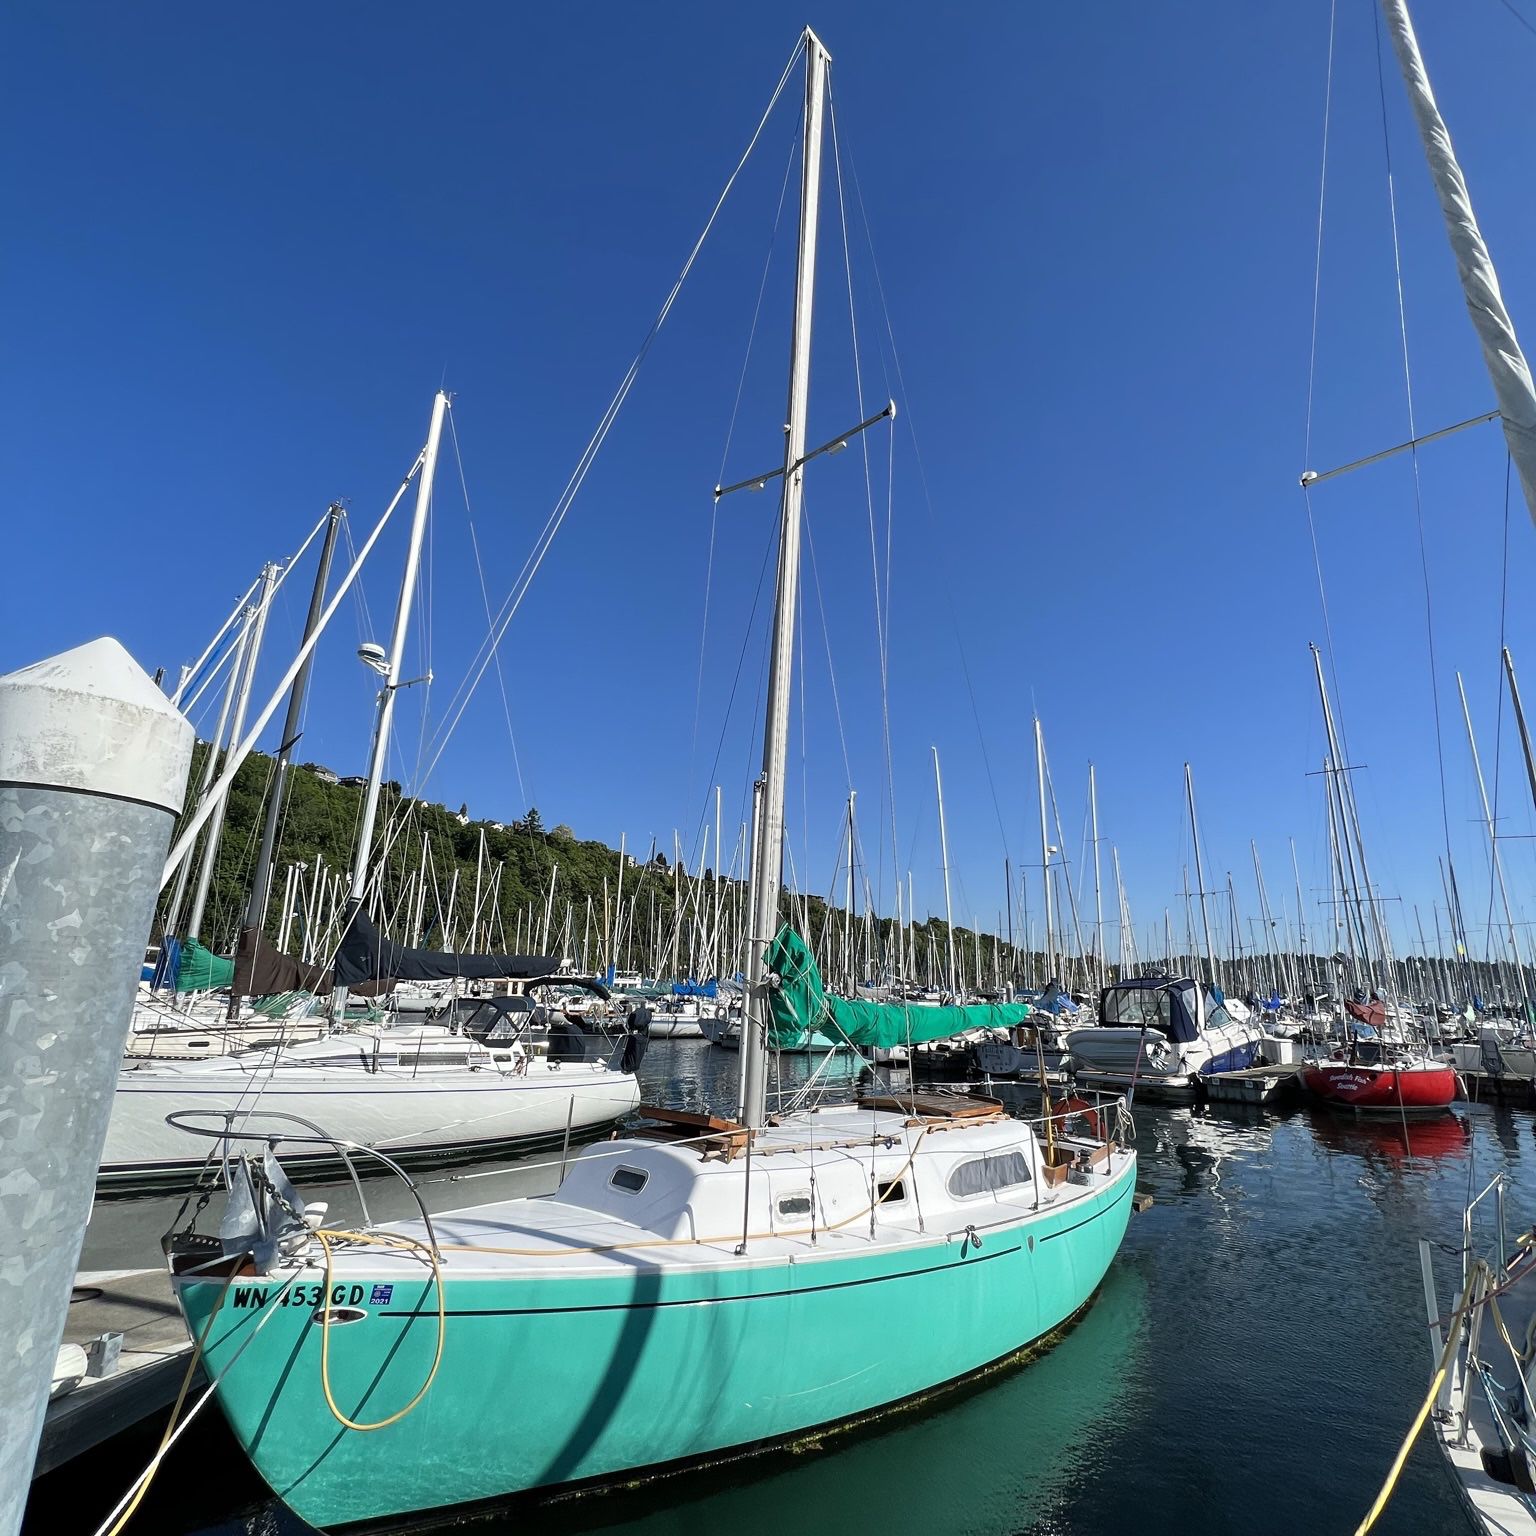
[1064,976,1266,1097]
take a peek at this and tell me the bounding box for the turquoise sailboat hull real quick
[178,1154,1135,1529]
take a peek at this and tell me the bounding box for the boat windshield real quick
[1101,986,1172,1031]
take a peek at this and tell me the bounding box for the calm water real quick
[30,1041,1529,1536]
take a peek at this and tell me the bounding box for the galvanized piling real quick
[0,639,192,1529]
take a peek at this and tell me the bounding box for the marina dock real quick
[1458,1070,1536,1108]
[1200,1062,1305,1107]
[36,1269,193,1478]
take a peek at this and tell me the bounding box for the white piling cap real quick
[0,638,193,814]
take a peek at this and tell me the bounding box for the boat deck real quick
[289,1103,1134,1283]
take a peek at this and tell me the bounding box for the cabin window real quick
[395,1052,471,1068]
[877,1179,907,1204]
[1100,987,1172,1031]
[947,1150,1032,1200]
[776,1193,814,1218]
[610,1166,648,1194]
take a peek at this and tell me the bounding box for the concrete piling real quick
[0,638,192,1530]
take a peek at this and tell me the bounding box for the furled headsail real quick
[1382,0,1536,524]
[763,924,1031,1050]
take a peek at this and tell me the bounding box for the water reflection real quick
[1304,1106,1473,1165]
[1131,1106,1274,1209]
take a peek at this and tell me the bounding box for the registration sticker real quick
[369,1284,394,1305]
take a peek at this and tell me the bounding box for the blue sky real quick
[6,1,1536,968]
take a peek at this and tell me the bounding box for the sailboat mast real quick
[471,827,486,950]
[245,511,341,937]
[332,390,449,1014]
[906,870,915,990]
[187,561,278,947]
[1310,644,1381,990]
[1184,763,1218,991]
[1289,837,1308,995]
[1505,649,1536,1008]
[933,746,957,996]
[1455,670,1529,1007]
[739,35,832,1125]
[1505,647,1536,827]
[713,785,724,980]
[163,602,252,937]
[1003,856,1015,991]
[1036,718,1055,984]
[229,505,343,1017]
[1090,763,1104,994]
[1251,842,1275,998]
[845,790,857,992]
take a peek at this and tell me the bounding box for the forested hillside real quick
[154,744,1014,984]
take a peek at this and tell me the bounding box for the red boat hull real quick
[1301,1061,1459,1113]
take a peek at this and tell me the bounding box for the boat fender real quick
[1481,1444,1536,1493]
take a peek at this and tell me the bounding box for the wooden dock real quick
[35,1268,195,1477]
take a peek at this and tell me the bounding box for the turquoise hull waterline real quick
[176,1122,1136,1530]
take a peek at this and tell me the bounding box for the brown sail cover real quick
[1345,997,1387,1031]
[233,925,342,998]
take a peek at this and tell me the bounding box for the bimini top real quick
[1098,976,1205,1045]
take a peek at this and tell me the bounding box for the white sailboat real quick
[103,393,641,1191]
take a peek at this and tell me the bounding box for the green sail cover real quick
[176,939,235,993]
[763,923,1031,1050]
